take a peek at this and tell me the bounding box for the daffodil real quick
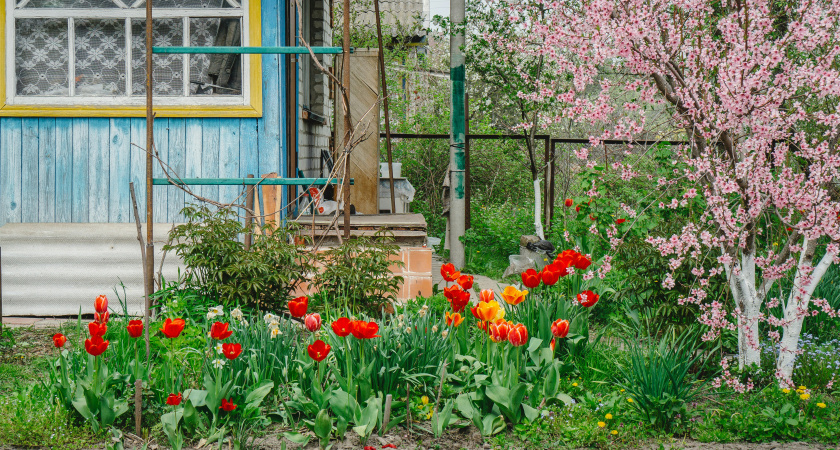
[212,358,226,369]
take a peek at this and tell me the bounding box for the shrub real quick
[165,205,311,310]
[312,230,404,314]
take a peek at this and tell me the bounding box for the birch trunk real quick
[533,179,545,240]
[776,246,836,383]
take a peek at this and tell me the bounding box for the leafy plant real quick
[165,205,311,310]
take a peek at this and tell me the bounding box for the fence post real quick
[244,174,255,251]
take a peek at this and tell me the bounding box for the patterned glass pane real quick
[133,0,227,8]
[15,18,69,96]
[75,19,126,96]
[189,17,242,96]
[131,19,184,96]
[18,0,121,8]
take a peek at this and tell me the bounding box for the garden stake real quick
[381,393,392,436]
[134,379,142,436]
[432,362,447,430]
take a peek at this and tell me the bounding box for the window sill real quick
[0,103,263,118]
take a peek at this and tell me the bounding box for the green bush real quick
[165,205,311,311]
[312,231,404,315]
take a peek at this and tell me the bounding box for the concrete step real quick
[0,223,181,316]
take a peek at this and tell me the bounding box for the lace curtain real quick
[13,0,242,98]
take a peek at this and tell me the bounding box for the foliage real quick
[0,383,97,449]
[312,231,404,315]
[165,205,311,311]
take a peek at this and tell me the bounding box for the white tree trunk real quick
[533,178,545,240]
[776,247,835,384]
[726,252,762,370]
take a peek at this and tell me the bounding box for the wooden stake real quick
[381,393,392,435]
[134,379,142,436]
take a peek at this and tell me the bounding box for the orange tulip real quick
[508,323,528,346]
[94,295,108,314]
[500,286,528,305]
[551,319,570,338]
[441,263,460,282]
[564,198,573,207]
[443,284,464,299]
[445,311,464,327]
[479,289,495,303]
[471,300,501,322]
[52,333,67,348]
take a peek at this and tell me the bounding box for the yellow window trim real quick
[0,0,262,118]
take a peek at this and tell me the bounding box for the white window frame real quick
[5,0,251,107]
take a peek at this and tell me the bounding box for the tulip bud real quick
[304,313,322,332]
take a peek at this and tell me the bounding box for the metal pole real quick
[543,137,550,230]
[144,0,154,365]
[0,247,3,335]
[549,139,556,231]
[341,0,352,238]
[465,93,470,229]
[373,0,397,215]
[449,0,466,267]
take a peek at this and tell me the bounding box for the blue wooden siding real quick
[0,0,290,226]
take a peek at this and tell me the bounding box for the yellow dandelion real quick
[598,421,606,428]
[572,383,578,387]
[605,413,613,420]
[799,385,806,390]
[611,430,618,435]
[817,403,826,408]
[421,395,429,405]
[782,388,791,394]
[426,411,433,420]
[620,389,625,393]
[800,393,810,400]
[627,398,634,403]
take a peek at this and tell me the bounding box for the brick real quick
[408,277,433,299]
[406,247,432,274]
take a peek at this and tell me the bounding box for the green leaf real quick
[314,409,333,441]
[282,432,311,446]
[245,380,274,406]
[522,404,539,422]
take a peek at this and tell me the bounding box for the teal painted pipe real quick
[152,178,352,185]
[152,46,347,54]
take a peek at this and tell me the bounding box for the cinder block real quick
[408,277,433,299]
[406,247,432,274]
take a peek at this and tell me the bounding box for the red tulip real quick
[573,253,592,270]
[479,289,494,303]
[52,333,67,348]
[564,198,573,207]
[88,321,108,337]
[382,444,397,449]
[554,249,578,276]
[575,205,581,212]
[304,313,322,332]
[786,227,793,231]
[443,284,464,300]
[615,218,626,225]
[288,296,308,318]
[541,264,561,286]
[577,290,600,308]
[307,339,331,362]
[457,274,474,290]
[550,337,556,352]
[160,318,186,339]
[220,398,237,411]
[332,317,352,337]
[364,447,376,450]
[440,263,460,282]
[449,291,470,312]
[209,322,233,340]
[521,268,541,289]
[94,295,108,314]
[590,215,597,221]
[551,319,570,338]
[126,320,143,338]
[222,343,242,360]
[94,311,109,324]
[84,335,109,356]
[350,320,380,339]
[166,393,182,406]
[489,320,511,343]
[508,323,528,346]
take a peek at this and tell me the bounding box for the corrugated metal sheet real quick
[0,223,181,316]
[356,0,430,33]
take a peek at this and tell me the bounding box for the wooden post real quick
[144,0,155,375]
[341,0,352,238]
[244,174,255,250]
[374,0,396,214]
[381,393,393,435]
[134,379,142,436]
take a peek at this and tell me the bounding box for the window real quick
[0,0,262,116]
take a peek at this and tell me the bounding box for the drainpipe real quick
[449,0,466,268]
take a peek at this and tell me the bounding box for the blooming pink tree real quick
[493,0,840,383]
